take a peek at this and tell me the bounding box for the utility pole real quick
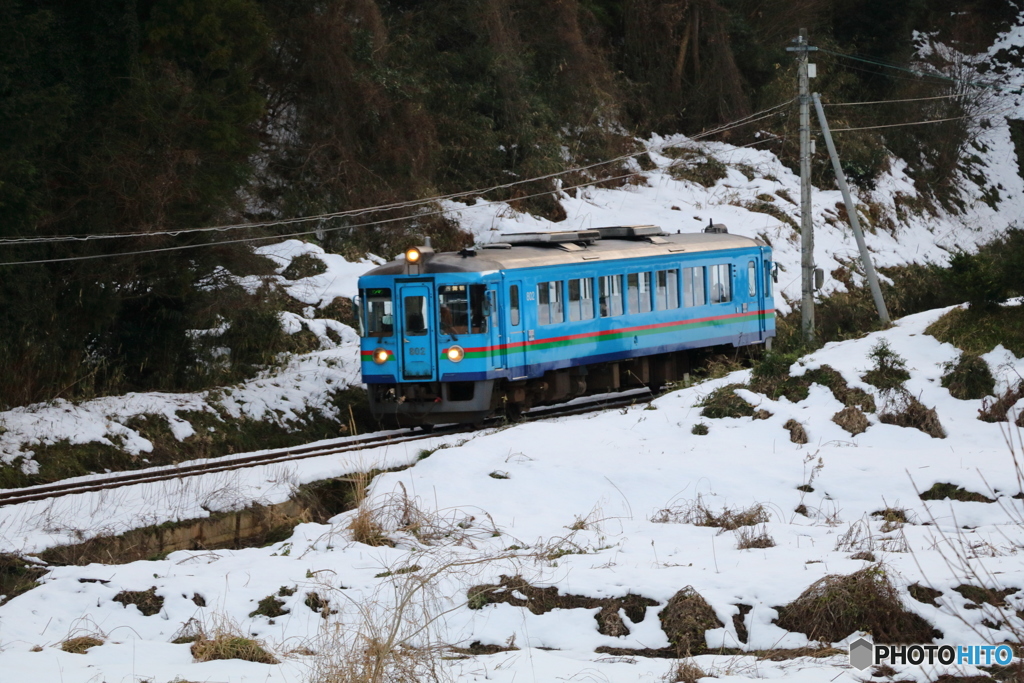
[787,29,817,345]
[812,93,890,326]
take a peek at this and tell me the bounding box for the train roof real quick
[362,228,767,276]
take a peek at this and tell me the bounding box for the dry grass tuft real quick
[663,657,714,682]
[659,587,724,655]
[190,631,278,665]
[652,495,770,530]
[61,635,104,654]
[783,419,808,444]
[348,479,496,548]
[736,526,776,549]
[775,565,940,644]
[978,382,1024,423]
[879,393,946,438]
[832,406,870,435]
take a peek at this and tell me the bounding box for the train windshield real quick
[365,288,393,337]
[439,284,488,334]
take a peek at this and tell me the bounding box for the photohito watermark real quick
[848,637,1014,670]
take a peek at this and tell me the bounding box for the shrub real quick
[281,253,328,281]
[926,305,1024,358]
[691,423,709,435]
[698,384,755,419]
[862,340,911,392]
[878,394,946,439]
[775,565,940,644]
[943,250,1005,313]
[940,354,995,400]
[750,351,808,401]
[659,587,724,655]
[832,406,870,435]
[667,152,728,187]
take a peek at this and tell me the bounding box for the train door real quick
[505,280,527,379]
[757,249,769,340]
[398,283,437,380]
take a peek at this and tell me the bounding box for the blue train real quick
[356,225,776,425]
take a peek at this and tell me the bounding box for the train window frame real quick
[537,280,564,325]
[365,287,394,338]
[568,278,595,322]
[510,284,521,326]
[656,269,678,310]
[682,267,705,308]
[599,275,623,318]
[764,261,773,297]
[709,264,732,304]
[748,261,757,297]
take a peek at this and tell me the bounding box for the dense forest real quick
[0,0,1020,409]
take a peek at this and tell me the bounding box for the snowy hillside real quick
[2,18,1024,683]
[1,306,1023,682]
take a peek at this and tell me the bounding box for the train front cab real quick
[359,271,504,425]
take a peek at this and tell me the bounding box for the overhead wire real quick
[0,100,796,248]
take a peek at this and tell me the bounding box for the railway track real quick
[0,389,653,508]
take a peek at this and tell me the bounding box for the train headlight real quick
[446,345,465,363]
[404,247,422,264]
[372,348,390,365]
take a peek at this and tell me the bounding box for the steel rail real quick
[0,391,653,507]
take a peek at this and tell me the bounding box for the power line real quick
[825,105,1013,133]
[0,170,646,267]
[823,93,968,107]
[820,47,1018,93]
[0,101,795,248]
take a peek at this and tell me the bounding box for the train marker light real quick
[446,345,465,362]
[372,348,390,364]
[405,247,422,264]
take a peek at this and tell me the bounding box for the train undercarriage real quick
[367,344,746,427]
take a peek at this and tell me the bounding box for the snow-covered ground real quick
[1,307,1023,683]
[2,20,1024,683]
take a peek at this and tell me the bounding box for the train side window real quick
[748,261,757,297]
[510,285,520,326]
[683,267,705,307]
[599,275,623,317]
[438,285,469,335]
[627,273,652,314]
[365,287,393,337]
[568,278,595,321]
[764,261,773,296]
[656,270,678,310]
[469,284,488,333]
[538,281,564,325]
[404,295,428,335]
[710,264,732,304]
